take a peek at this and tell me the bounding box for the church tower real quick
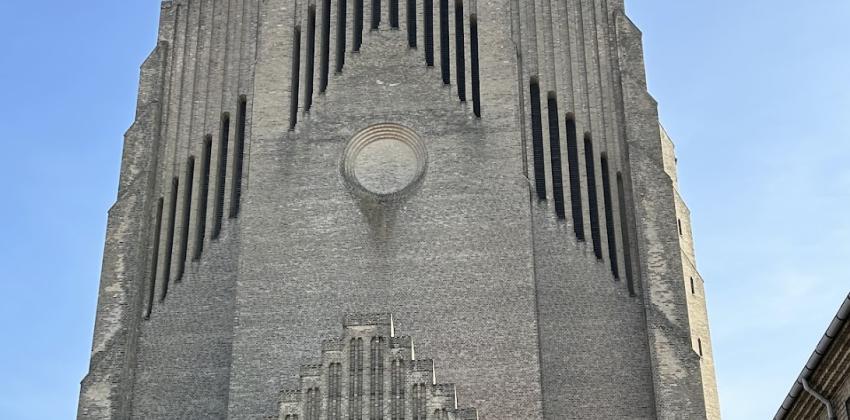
[78,0,720,418]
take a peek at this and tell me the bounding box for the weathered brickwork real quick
[78,1,720,419]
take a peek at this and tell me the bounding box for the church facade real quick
[78,0,720,418]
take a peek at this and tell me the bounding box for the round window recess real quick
[341,123,428,201]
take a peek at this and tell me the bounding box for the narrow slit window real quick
[529,79,546,201]
[161,177,179,301]
[145,198,165,319]
[698,338,704,357]
[354,0,364,51]
[439,0,450,84]
[470,14,481,117]
[584,135,603,259]
[390,0,400,28]
[176,157,195,282]
[230,97,247,217]
[336,0,348,73]
[372,0,382,30]
[212,114,230,240]
[319,0,332,93]
[424,0,434,66]
[565,115,585,241]
[454,0,466,101]
[305,7,317,111]
[601,155,620,279]
[547,93,565,219]
[678,219,683,236]
[290,26,302,129]
[406,0,417,47]
[690,277,696,294]
[617,172,636,296]
[194,137,212,260]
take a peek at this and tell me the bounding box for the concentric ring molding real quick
[341,123,428,201]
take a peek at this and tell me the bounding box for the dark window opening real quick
[176,157,195,282]
[212,114,230,240]
[230,97,247,217]
[690,277,696,294]
[601,155,620,279]
[454,0,466,101]
[698,338,704,357]
[565,115,585,241]
[194,137,212,260]
[529,79,546,201]
[390,0,399,28]
[336,0,348,73]
[424,0,434,66]
[161,177,179,301]
[439,0,450,84]
[617,172,636,296]
[406,0,417,47]
[585,134,602,259]
[470,14,480,117]
[354,0,364,51]
[319,0,332,92]
[678,218,684,236]
[289,26,302,129]
[304,7,317,111]
[372,0,382,29]
[547,93,565,219]
[144,198,164,319]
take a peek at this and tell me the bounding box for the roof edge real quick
[774,292,850,419]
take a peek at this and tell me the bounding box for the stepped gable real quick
[277,314,478,420]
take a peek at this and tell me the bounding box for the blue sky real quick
[0,1,847,419]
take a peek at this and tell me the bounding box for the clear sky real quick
[0,1,847,419]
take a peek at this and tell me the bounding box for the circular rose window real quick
[341,124,427,200]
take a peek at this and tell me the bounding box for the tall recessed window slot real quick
[547,93,565,219]
[372,0,382,29]
[390,0,399,28]
[194,137,212,260]
[212,114,230,240]
[305,7,317,111]
[439,0,450,84]
[176,157,195,282]
[529,79,546,201]
[336,0,348,73]
[231,97,247,218]
[161,177,179,301]
[391,360,406,419]
[328,363,342,419]
[406,0,417,47]
[617,172,636,296]
[319,0,332,92]
[690,277,696,294]
[290,25,302,129]
[349,338,364,419]
[678,218,683,236]
[424,0,434,66]
[584,134,602,259]
[565,115,585,241]
[354,0,364,51]
[601,155,620,279]
[697,338,704,357]
[454,0,466,101]
[470,14,481,117]
[145,198,165,319]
